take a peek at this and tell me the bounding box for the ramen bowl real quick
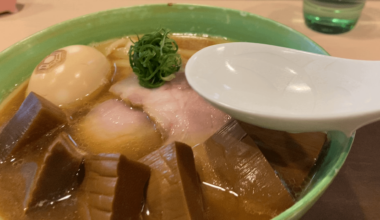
[0,4,353,220]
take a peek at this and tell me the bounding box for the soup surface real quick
[0,34,327,220]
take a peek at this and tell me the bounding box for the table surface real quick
[1,0,379,219]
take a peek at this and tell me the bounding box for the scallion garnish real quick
[129,28,182,88]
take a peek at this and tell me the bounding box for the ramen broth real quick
[0,35,326,220]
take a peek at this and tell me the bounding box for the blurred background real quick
[0,0,379,219]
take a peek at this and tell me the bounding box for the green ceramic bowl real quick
[0,4,353,219]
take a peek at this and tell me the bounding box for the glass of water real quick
[303,0,365,34]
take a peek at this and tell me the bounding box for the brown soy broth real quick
[0,80,29,130]
[0,34,327,220]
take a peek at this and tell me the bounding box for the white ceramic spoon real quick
[185,42,380,136]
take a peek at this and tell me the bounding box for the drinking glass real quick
[303,0,365,34]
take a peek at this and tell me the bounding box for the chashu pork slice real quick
[110,72,230,146]
[76,99,162,160]
[139,142,204,220]
[193,120,295,220]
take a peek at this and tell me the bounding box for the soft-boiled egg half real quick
[26,45,111,108]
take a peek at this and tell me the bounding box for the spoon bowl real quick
[185,42,380,136]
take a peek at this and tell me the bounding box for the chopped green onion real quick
[129,28,182,88]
